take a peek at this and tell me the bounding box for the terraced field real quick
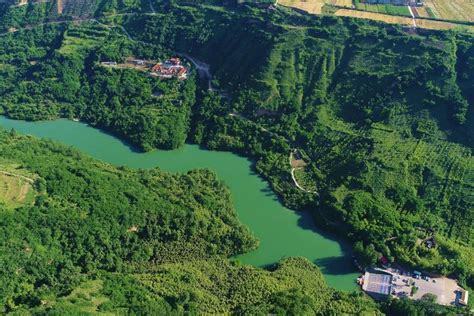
[59,23,110,56]
[0,171,35,208]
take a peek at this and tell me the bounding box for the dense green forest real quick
[0,0,473,313]
[0,130,458,314]
[0,19,197,150]
[0,130,386,314]
[125,0,473,289]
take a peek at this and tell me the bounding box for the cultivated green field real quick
[354,0,411,16]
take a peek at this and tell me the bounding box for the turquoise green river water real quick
[0,116,359,290]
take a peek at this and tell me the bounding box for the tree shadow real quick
[92,125,143,154]
[295,211,357,275]
[314,256,358,276]
[259,186,279,201]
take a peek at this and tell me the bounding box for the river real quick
[0,116,359,290]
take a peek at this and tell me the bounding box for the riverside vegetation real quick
[0,0,472,313]
[0,131,383,314]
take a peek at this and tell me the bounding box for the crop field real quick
[279,0,352,14]
[424,0,474,22]
[279,0,326,14]
[59,23,109,56]
[334,8,474,31]
[280,1,474,31]
[327,0,353,6]
[354,1,411,16]
[410,6,434,18]
[0,159,36,208]
[415,17,474,31]
[334,8,413,24]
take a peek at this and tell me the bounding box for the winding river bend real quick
[0,116,359,290]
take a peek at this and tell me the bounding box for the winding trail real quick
[229,113,272,134]
[290,168,315,193]
[289,152,316,194]
[149,0,156,14]
[0,19,82,36]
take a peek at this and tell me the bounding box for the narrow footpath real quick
[408,6,417,28]
[0,170,34,183]
[289,152,316,194]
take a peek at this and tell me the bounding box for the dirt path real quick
[178,53,214,91]
[149,0,156,14]
[229,113,272,133]
[0,170,34,183]
[291,167,312,192]
[289,152,316,193]
[0,20,74,37]
[408,6,417,27]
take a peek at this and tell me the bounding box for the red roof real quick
[380,256,389,265]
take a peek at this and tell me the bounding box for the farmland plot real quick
[334,8,474,31]
[424,0,474,22]
[279,0,326,14]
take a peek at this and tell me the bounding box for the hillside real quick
[0,130,388,314]
[279,0,474,32]
[120,1,474,288]
[0,0,472,311]
[0,20,196,150]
